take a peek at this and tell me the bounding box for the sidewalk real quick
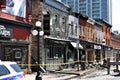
[54,67,96,76]
[25,67,96,80]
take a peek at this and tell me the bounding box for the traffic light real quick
[43,14,50,35]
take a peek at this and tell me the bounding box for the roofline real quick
[71,12,88,20]
[95,19,112,28]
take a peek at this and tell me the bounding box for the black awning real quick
[0,17,32,28]
[44,37,70,45]
[0,40,29,46]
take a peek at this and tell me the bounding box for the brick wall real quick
[111,34,120,49]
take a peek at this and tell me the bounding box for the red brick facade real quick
[111,34,120,49]
[78,13,113,63]
[0,0,31,71]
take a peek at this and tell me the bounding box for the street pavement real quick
[25,68,96,80]
[25,66,120,80]
[80,66,120,80]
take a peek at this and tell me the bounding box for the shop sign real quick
[0,25,11,38]
[98,46,101,49]
[94,45,97,49]
[12,48,21,51]
[94,45,101,50]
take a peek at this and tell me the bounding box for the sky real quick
[57,0,119,31]
[112,0,120,31]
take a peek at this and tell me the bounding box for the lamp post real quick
[77,40,80,71]
[32,21,44,80]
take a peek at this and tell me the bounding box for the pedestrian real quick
[103,59,107,65]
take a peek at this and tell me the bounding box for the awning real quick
[71,42,83,49]
[44,36,70,44]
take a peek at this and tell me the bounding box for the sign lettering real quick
[0,25,11,37]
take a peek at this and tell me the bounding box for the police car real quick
[0,61,25,80]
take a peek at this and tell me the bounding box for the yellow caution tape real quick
[18,60,94,66]
[18,57,112,66]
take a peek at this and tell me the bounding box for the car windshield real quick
[10,64,22,72]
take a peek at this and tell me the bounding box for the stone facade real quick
[44,1,69,39]
[43,0,70,71]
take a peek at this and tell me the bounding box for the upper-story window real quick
[70,22,74,35]
[60,17,66,33]
[62,17,65,24]
[74,23,77,36]
[106,27,107,34]
[55,15,57,21]
[88,28,92,38]
[80,26,84,36]
[60,17,65,25]
[70,22,78,37]
[53,15,59,28]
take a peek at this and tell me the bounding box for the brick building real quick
[1,0,117,73]
[30,0,71,71]
[96,19,112,60]
[0,0,32,67]
[111,33,120,61]
[78,13,112,66]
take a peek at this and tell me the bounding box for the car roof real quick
[0,61,17,65]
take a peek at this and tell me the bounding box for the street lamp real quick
[76,40,80,71]
[32,21,44,80]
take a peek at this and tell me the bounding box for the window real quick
[88,28,92,37]
[46,46,65,59]
[52,15,57,25]
[15,51,22,59]
[55,15,57,21]
[10,64,22,72]
[70,22,74,35]
[53,15,59,28]
[0,65,10,76]
[80,26,84,36]
[75,24,77,36]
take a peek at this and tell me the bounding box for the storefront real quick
[44,37,70,70]
[94,45,102,62]
[86,44,94,63]
[69,41,83,63]
[80,40,106,64]
[0,18,31,66]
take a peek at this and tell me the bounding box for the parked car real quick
[0,60,25,80]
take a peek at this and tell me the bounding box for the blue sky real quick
[112,0,120,31]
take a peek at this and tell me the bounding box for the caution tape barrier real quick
[18,57,112,66]
[18,59,102,66]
